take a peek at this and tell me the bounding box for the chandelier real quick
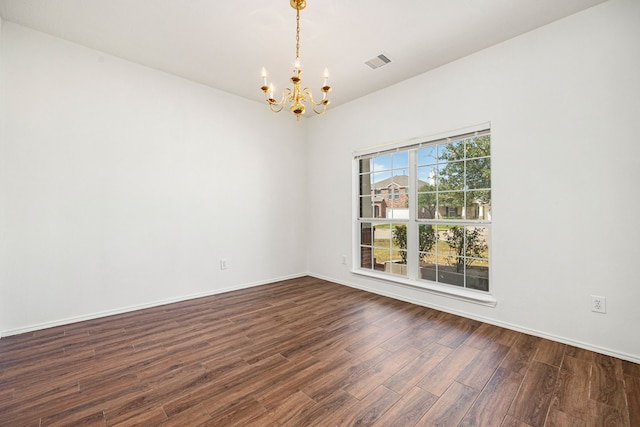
[260,0,331,120]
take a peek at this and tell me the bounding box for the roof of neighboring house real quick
[372,175,428,189]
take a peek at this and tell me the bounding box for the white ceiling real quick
[0,0,607,111]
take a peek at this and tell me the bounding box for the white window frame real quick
[352,123,496,306]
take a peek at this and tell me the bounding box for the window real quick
[389,188,400,200]
[356,127,491,297]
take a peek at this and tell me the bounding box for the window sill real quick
[351,268,497,307]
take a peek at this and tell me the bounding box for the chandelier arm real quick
[304,88,320,106]
[266,88,290,113]
[284,87,295,103]
[312,104,328,115]
[304,88,330,115]
[268,103,285,113]
[310,102,329,115]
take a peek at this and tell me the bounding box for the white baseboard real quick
[308,273,640,365]
[0,272,308,339]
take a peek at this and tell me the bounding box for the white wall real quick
[0,22,308,334]
[2,0,639,363]
[307,0,640,362]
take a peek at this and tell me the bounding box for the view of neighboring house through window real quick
[359,151,409,276]
[356,128,491,292]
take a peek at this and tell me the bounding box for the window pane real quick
[465,226,489,261]
[466,158,491,189]
[439,226,463,258]
[387,207,408,219]
[391,248,405,262]
[359,158,373,174]
[465,226,489,290]
[466,190,491,220]
[373,224,392,249]
[360,250,374,269]
[439,192,464,218]
[418,192,437,219]
[437,225,490,288]
[418,224,437,253]
[360,222,374,270]
[435,224,447,252]
[393,168,410,180]
[391,224,405,251]
[359,195,373,218]
[417,146,437,166]
[419,253,437,281]
[417,166,437,219]
[372,201,385,218]
[439,255,465,287]
[437,161,464,191]
[393,170,409,197]
[392,151,409,169]
[359,173,371,197]
[360,222,373,246]
[438,140,465,162]
[371,172,392,204]
[388,249,407,277]
[466,135,491,159]
[373,248,390,271]
[397,190,402,201]
[373,154,392,171]
[466,267,489,291]
[417,165,437,188]
[372,171,390,185]
[372,224,392,271]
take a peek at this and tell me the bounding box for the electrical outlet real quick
[220,259,228,270]
[591,295,606,313]
[341,255,347,265]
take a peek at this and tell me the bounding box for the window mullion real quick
[406,149,418,280]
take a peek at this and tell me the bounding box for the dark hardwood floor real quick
[1,276,638,426]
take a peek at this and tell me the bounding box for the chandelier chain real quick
[296,7,300,61]
[295,5,301,62]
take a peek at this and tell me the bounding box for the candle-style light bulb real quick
[323,68,329,86]
[268,83,274,99]
[261,67,268,86]
[294,58,301,71]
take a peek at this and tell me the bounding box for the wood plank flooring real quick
[1,276,638,426]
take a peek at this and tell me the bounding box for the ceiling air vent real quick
[365,54,391,70]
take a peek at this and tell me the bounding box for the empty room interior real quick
[1,0,639,425]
